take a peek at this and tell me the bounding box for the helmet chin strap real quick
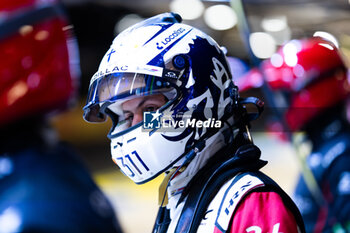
[158,139,206,207]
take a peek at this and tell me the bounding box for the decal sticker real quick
[215,174,264,232]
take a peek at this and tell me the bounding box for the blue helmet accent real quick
[160,37,235,148]
[173,55,187,69]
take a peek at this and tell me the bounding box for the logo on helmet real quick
[156,28,186,50]
[163,69,180,79]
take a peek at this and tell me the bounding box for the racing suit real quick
[153,139,305,233]
[293,116,350,233]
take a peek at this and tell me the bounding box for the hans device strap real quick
[174,144,266,233]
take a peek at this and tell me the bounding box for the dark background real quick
[54,0,350,171]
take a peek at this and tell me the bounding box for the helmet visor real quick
[83,72,175,122]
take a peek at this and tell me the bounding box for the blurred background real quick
[51,0,350,232]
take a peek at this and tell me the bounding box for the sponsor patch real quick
[215,174,264,232]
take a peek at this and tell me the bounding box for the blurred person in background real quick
[83,12,305,233]
[0,0,123,232]
[262,36,350,232]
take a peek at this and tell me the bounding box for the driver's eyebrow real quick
[137,98,149,109]
[122,98,149,115]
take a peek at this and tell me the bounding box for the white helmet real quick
[83,13,252,184]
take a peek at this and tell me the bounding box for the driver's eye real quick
[144,105,158,112]
[124,113,133,122]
